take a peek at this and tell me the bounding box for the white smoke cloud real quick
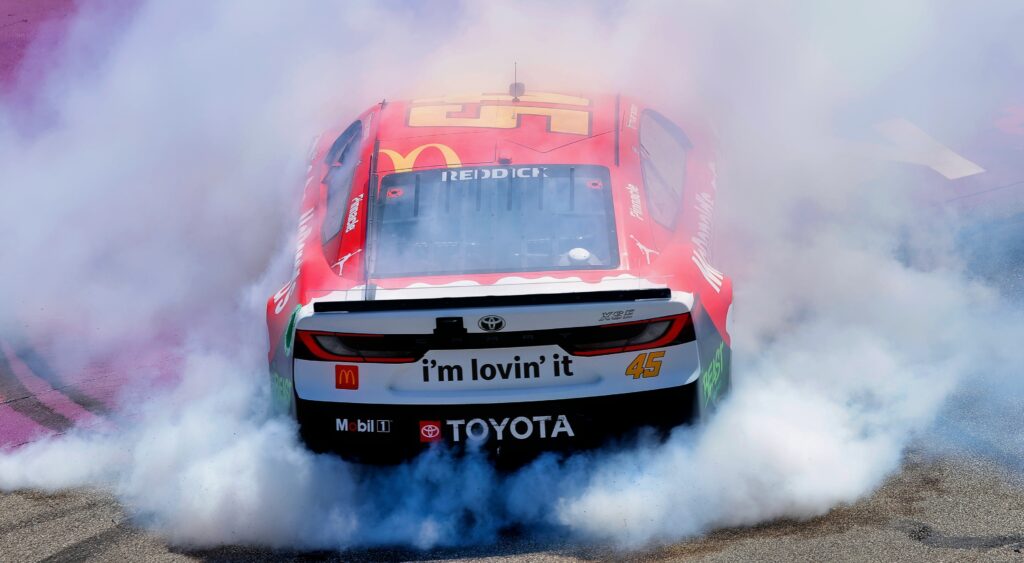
[1,0,1022,552]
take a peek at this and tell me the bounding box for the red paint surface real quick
[266,94,734,362]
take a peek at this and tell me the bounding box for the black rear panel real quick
[295,384,697,467]
[313,287,671,313]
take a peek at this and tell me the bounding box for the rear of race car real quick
[290,286,713,463]
[266,89,734,463]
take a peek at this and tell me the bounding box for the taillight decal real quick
[295,313,694,362]
[567,313,694,357]
[296,330,417,363]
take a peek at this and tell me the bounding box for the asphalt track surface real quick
[3,2,1024,562]
[2,451,1023,562]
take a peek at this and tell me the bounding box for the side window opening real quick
[638,110,692,230]
[321,120,363,244]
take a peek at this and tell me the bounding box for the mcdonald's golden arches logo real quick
[335,365,359,390]
[379,143,462,173]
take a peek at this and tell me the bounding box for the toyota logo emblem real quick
[421,424,440,439]
[478,315,506,332]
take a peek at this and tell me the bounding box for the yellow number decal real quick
[413,92,590,106]
[626,354,646,379]
[644,351,664,377]
[626,351,664,379]
[407,92,592,135]
[409,104,590,135]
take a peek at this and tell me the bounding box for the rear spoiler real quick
[312,288,671,313]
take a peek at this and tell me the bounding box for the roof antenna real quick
[509,61,524,102]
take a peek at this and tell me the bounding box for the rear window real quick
[369,165,619,277]
[638,110,691,230]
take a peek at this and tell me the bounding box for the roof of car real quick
[372,90,620,176]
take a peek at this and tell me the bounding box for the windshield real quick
[369,165,619,277]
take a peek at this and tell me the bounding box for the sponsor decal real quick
[626,104,638,129]
[344,194,364,233]
[270,370,294,415]
[283,306,300,356]
[691,189,724,292]
[701,342,725,408]
[441,167,548,182]
[272,208,316,314]
[626,183,644,220]
[333,248,362,275]
[408,93,592,135]
[447,415,575,443]
[629,235,660,265]
[599,308,635,322]
[421,354,574,383]
[335,365,359,390]
[478,315,505,332]
[379,143,462,173]
[626,351,664,379]
[336,418,392,433]
[420,420,442,442]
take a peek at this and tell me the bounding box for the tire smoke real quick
[1,0,1021,551]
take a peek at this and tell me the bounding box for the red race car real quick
[266,85,732,463]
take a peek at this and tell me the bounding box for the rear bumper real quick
[296,383,697,464]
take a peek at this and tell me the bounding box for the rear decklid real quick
[293,285,700,405]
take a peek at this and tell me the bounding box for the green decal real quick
[283,306,300,356]
[270,370,295,415]
[701,342,725,408]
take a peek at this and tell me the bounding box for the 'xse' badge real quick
[335,365,359,390]
[419,421,442,443]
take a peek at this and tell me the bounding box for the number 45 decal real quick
[626,351,664,379]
